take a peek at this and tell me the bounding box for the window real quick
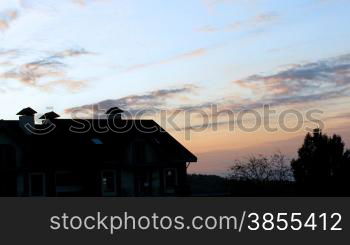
[135,170,161,196]
[91,138,103,144]
[29,173,45,196]
[136,171,152,196]
[55,172,82,195]
[101,170,117,196]
[164,168,177,194]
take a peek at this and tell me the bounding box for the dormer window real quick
[91,138,103,144]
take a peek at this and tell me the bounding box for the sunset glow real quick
[1,0,350,175]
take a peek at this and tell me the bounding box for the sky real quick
[1,0,350,175]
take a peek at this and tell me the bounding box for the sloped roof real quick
[0,118,197,163]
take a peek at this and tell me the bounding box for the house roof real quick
[0,118,197,163]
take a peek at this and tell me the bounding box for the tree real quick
[291,129,350,186]
[229,152,293,183]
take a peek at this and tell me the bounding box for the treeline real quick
[188,129,350,196]
[187,174,230,196]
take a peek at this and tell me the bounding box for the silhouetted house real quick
[0,107,197,196]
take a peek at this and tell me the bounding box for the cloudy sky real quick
[1,0,350,175]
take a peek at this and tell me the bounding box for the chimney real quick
[106,107,124,120]
[16,107,37,132]
[39,111,60,124]
[313,128,321,137]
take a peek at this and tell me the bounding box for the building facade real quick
[0,107,197,196]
